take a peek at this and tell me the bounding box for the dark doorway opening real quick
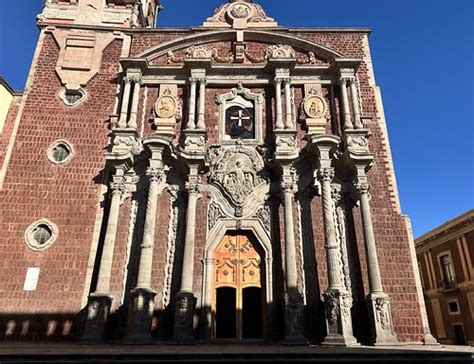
[216,287,236,339]
[242,287,263,339]
[453,324,466,345]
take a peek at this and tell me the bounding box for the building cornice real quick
[415,209,474,250]
[0,77,22,96]
[37,21,372,35]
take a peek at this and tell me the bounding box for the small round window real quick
[25,219,58,252]
[33,224,52,246]
[47,140,74,165]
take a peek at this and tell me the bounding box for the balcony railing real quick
[437,279,458,291]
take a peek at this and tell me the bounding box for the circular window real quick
[59,87,86,106]
[25,219,58,252]
[47,140,74,165]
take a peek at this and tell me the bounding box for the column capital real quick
[317,167,335,183]
[185,181,202,196]
[109,179,126,197]
[125,74,143,85]
[189,76,200,84]
[354,182,371,197]
[146,167,166,184]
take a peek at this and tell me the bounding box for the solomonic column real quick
[280,167,307,345]
[312,135,358,346]
[82,170,127,342]
[173,176,201,343]
[125,145,167,343]
[354,176,398,345]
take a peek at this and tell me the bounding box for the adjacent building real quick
[416,210,474,345]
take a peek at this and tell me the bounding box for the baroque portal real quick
[0,0,430,348]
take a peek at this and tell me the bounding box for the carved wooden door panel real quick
[213,234,263,340]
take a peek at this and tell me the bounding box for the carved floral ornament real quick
[167,44,319,65]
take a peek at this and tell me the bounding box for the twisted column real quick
[136,167,164,288]
[118,77,132,128]
[186,78,198,130]
[275,77,284,130]
[128,75,142,130]
[196,78,206,130]
[340,78,353,130]
[317,168,343,290]
[350,79,363,129]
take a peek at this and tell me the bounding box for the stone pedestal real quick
[173,292,197,344]
[81,292,113,342]
[123,287,157,344]
[322,290,359,346]
[367,293,398,346]
[282,290,307,345]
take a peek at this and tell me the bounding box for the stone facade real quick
[416,210,474,346]
[0,0,428,345]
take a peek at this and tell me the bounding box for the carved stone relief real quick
[300,84,330,135]
[154,84,181,134]
[203,1,278,29]
[209,146,267,209]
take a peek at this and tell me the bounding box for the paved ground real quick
[0,342,472,354]
[0,343,472,363]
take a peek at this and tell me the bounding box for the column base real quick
[322,290,359,347]
[123,287,157,344]
[81,292,113,342]
[282,291,308,346]
[367,293,399,346]
[173,291,196,344]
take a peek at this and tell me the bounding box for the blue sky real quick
[0,0,473,237]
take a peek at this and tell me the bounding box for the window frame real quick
[24,219,59,252]
[216,84,264,145]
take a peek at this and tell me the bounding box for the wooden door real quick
[213,234,264,341]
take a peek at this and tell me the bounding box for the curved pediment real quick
[136,30,346,65]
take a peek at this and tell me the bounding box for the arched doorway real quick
[212,233,265,341]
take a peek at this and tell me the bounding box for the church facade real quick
[0,0,434,345]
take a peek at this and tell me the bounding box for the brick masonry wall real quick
[0,33,122,340]
[0,95,22,166]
